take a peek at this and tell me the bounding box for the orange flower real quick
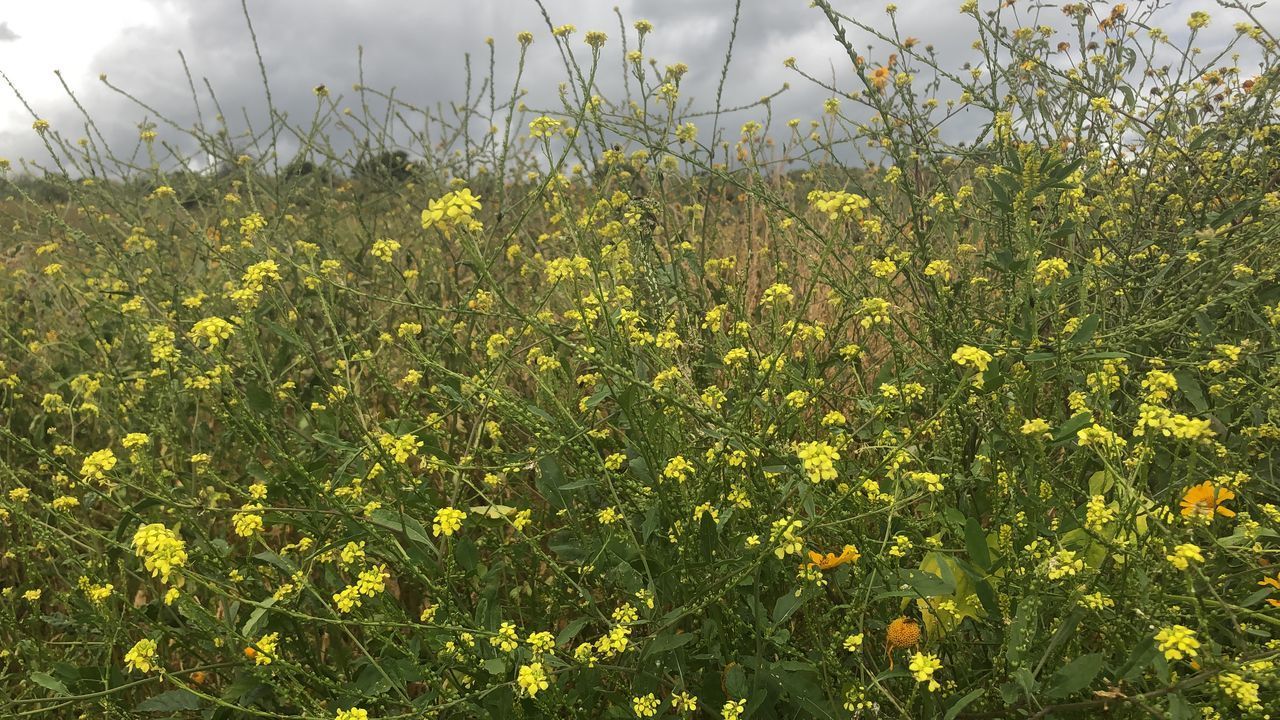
[807,544,861,570]
[885,616,921,669]
[1180,481,1236,519]
[871,66,892,91]
[1260,572,1280,608]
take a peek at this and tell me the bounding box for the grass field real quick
[2,1,1279,718]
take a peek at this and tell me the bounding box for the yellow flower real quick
[1166,543,1203,570]
[132,523,188,584]
[189,316,236,347]
[908,652,943,691]
[796,441,840,483]
[1154,625,1199,661]
[843,633,865,652]
[250,632,279,666]
[951,345,993,372]
[80,448,117,482]
[632,692,659,717]
[124,638,159,673]
[334,708,369,720]
[517,661,550,697]
[433,506,467,537]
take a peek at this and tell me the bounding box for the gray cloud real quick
[2,0,1276,174]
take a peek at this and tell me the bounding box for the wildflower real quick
[1044,549,1084,580]
[808,544,860,570]
[632,693,659,717]
[421,188,483,233]
[124,638,159,673]
[1187,11,1210,30]
[584,30,607,48]
[250,632,279,665]
[951,345,993,372]
[190,316,236,347]
[908,652,943,691]
[663,456,693,483]
[529,116,562,138]
[122,433,151,449]
[671,691,698,711]
[1166,543,1203,570]
[517,662,550,697]
[721,699,746,720]
[370,238,400,262]
[886,616,921,663]
[843,633,865,652]
[1216,673,1262,710]
[132,523,188,584]
[796,440,840,483]
[334,709,369,720]
[858,297,892,327]
[80,448,118,482]
[527,630,556,656]
[1154,625,1199,661]
[909,471,944,493]
[1034,257,1070,286]
[232,504,265,537]
[1257,572,1280,608]
[769,517,805,559]
[433,506,467,537]
[239,212,267,240]
[761,282,794,306]
[1180,481,1235,519]
[491,622,519,652]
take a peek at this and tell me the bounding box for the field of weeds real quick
[1,1,1279,718]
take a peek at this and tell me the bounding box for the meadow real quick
[1,1,1279,717]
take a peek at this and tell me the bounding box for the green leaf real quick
[1168,693,1195,720]
[454,537,479,571]
[1117,637,1157,680]
[244,383,272,413]
[367,509,435,550]
[875,568,955,599]
[772,590,805,624]
[30,672,69,696]
[482,658,507,675]
[644,631,696,657]
[1045,653,1104,699]
[556,617,590,646]
[1052,411,1094,443]
[1174,370,1208,412]
[241,597,277,636]
[725,663,749,698]
[1067,314,1099,346]
[964,517,990,571]
[943,689,985,720]
[136,689,204,712]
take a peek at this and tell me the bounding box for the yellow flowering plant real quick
[4,3,1279,718]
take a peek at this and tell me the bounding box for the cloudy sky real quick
[0,0,1272,172]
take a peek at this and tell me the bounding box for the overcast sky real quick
[0,0,1273,173]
